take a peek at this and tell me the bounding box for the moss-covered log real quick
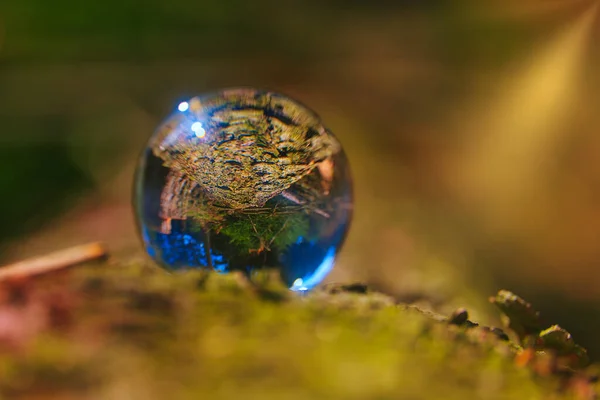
[0,259,596,399]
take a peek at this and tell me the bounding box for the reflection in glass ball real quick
[133,88,353,291]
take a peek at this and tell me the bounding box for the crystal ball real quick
[133,88,353,291]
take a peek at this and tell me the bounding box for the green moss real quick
[0,260,595,399]
[220,211,310,255]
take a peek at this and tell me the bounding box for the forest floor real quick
[0,253,597,400]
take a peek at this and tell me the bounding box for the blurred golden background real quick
[1,0,600,356]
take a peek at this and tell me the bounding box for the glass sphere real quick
[133,88,353,291]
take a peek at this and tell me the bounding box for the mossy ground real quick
[0,258,596,400]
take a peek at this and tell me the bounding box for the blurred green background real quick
[1,0,600,356]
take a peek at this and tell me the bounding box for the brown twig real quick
[0,242,108,281]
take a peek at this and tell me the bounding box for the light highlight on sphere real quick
[178,102,189,112]
[290,246,336,292]
[292,278,307,291]
[191,122,206,138]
